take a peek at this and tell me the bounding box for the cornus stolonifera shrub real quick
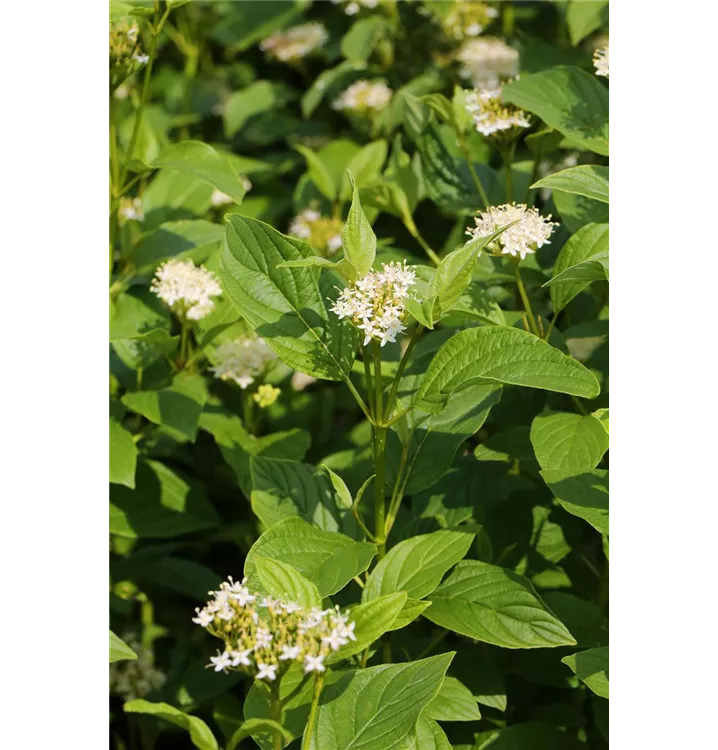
[110,2,609,749]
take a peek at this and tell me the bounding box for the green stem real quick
[404,218,441,266]
[343,373,373,423]
[513,261,540,337]
[361,344,375,417]
[459,136,490,209]
[179,318,191,365]
[383,326,422,423]
[119,4,171,188]
[270,682,283,750]
[525,157,541,207]
[385,436,411,538]
[372,343,387,558]
[301,673,324,750]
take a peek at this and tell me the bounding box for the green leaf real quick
[415,326,600,413]
[305,653,454,750]
[294,143,337,201]
[132,220,224,275]
[221,214,358,380]
[421,93,454,125]
[530,411,608,474]
[566,1,609,45]
[152,141,247,204]
[390,598,432,631]
[227,719,291,750]
[110,419,138,489]
[254,557,321,608]
[425,676,482,722]
[250,456,357,535]
[360,181,413,222]
[428,227,512,321]
[327,591,408,663]
[562,646,609,698]
[531,165,608,203]
[363,529,475,602]
[408,716,452,750]
[121,375,207,441]
[110,630,138,662]
[124,700,218,750]
[341,140,389,199]
[541,468,609,534]
[423,560,576,648]
[340,16,388,62]
[503,67,609,155]
[224,81,293,138]
[245,517,375,597]
[593,407,609,434]
[110,460,219,539]
[545,223,609,314]
[342,174,377,278]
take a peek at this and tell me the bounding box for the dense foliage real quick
[109,2,609,748]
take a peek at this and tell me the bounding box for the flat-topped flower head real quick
[289,209,344,258]
[467,203,558,260]
[443,1,499,40]
[260,23,328,62]
[337,0,379,15]
[150,259,222,321]
[464,83,531,138]
[594,45,609,77]
[193,577,356,684]
[330,261,417,347]
[332,80,393,115]
[210,335,276,389]
[456,37,519,87]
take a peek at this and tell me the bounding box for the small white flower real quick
[322,629,345,652]
[254,627,274,650]
[279,645,302,661]
[304,654,326,674]
[133,53,149,65]
[192,608,214,628]
[338,621,357,643]
[281,600,303,614]
[119,197,144,222]
[230,649,252,667]
[210,335,276,389]
[594,45,609,78]
[209,651,232,673]
[256,663,279,681]
[217,604,235,621]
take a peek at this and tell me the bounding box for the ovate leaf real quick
[541,468,609,534]
[425,676,482,722]
[342,174,376,278]
[363,529,475,602]
[415,326,600,412]
[254,558,321,609]
[503,67,609,156]
[530,411,608,474]
[306,653,454,750]
[531,165,608,203]
[294,143,337,201]
[110,419,138,488]
[221,215,358,380]
[110,630,138,662]
[424,560,576,648]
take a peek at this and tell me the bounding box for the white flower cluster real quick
[594,45,609,77]
[193,577,357,681]
[210,335,277,389]
[260,23,328,62]
[340,0,379,15]
[456,37,519,87]
[467,203,558,260]
[331,261,417,347]
[118,196,144,223]
[332,80,393,115]
[464,84,531,137]
[150,259,222,321]
[289,209,344,257]
[109,634,166,701]
[443,2,499,40]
